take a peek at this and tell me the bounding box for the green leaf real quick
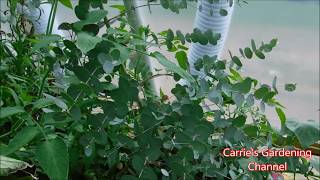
[0,106,25,119]
[44,94,68,110]
[98,53,114,74]
[243,125,258,137]
[132,155,144,174]
[219,8,228,16]
[270,38,278,48]
[76,33,102,53]
[285,83,296,92]
[251,39,256,51]
[232,56,242,67]
[176,30,185,44]
[166,29,174,41]
[254,87,269,99]
[33,98,55,110]
[151,52,195,84]
[232,115,246,127]
[0,156,31,176]
[232,92,244,107]
[175,51,188,70]
[286,119,320,148]
[73,9,108,30]
[36,138,69,180]
[232,78,252,94]
[0,127,39,155]
[275,107,286,126]
[272,76,278,94]
[32,35,61,50]
[110,5,125,12]
[254,50,265,59]
[58,0,72,9]
[244,47,253,59]
[85,10,107,23]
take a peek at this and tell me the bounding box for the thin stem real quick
[49,0,58,34]
[140,73,173,85]
[38,69,50,97]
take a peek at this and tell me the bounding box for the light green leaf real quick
[151,52,195,84]
[112,44,129,64]
[58,0,72,9]
[36,138,69,180]
[272,76,278,94]
[85,10,107,24]
[0,106,25,119]
[275,107,286,126]
[0,156,31,176]
[286,119,320,148]
[32,35,61,50]
[33,98,55,110]
[73,10,108,30]
[98,53,115,74]
[76,33,102,53]
[44,93,68,110]
[110,5,125,12]
[232,92,244,107]
[0,126,39,155]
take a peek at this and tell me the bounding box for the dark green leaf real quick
[219,8,228,16]
[232,56,242,67]
[244,47,253,59]
[270,38,278,47]
[251,39,256,51]
[243,125,258,137]
[255,50,265,59]
[232,115,246,127]
[285,83,296,92]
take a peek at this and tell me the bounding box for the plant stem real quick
[38,69,49,97]
[46,0,58,35]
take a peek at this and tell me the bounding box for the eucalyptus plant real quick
[0,0,319,180]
